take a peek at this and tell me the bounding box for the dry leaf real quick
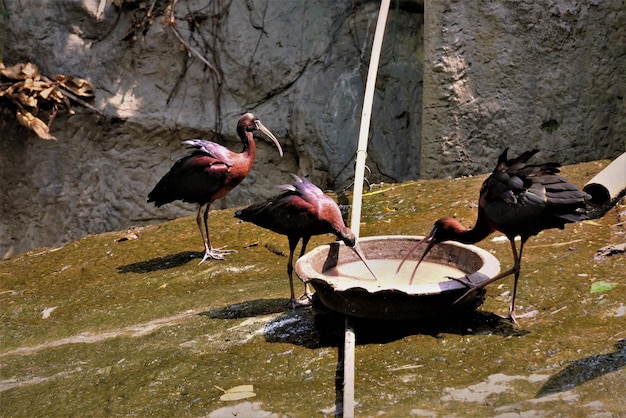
[16,110,56,140]
[51,89,65,102]
[73,78,95,97]
[16,92,38,107]
[0,62,40,80]
[39,86,56,100]
[22,78,48,91]
[583,220,603,227]
[41,307,57,319]
[115,228,140,242]
[0,63,23,79]
[55,74,95,98]
[216,385,256,401]
[1,61,96,140]
[22,62,40,79]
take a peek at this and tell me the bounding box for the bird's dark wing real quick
[235,185,317,236]
[147,152,229,206]
[289,175,327,203]
[291,176,350,236]
[235,175,347,240]
[539,174,590,221]
[481,149,588,236]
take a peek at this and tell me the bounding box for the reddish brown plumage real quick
[148,113,283,263]
[235,175,377,307]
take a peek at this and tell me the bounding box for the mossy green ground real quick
[1,160,624,417]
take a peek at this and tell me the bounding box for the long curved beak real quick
[256,121,283,157]
[350,243,379,281]
[396,229,437,284]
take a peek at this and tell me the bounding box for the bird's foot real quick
[449,272,489,304]
[289,297,312,309]
[492,312,521,329]
[507,308,520,328]
[297,290,314,304]
[199,247,237,263]
[448,274,476,288]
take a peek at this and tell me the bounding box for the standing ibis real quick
[401,149,589,324]
[148,113,283,263]
[235,175,378,308]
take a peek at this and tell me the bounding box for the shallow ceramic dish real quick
[295,235,500,320]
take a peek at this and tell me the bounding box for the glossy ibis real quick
[235,174,378,308]
[401,149,589,324]
[148,113,283,263]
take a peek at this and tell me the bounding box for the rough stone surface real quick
[1,0,624,257]
[1,0,424,257]
[421,0,625,178]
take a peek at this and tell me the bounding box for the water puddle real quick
[441,373,550,403]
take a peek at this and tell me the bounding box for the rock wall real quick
[421,0,625,178]
[1,0,424,258]
[1,0,624,258]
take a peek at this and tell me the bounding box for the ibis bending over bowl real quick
[399,149,589,325]
[235,175,378,309]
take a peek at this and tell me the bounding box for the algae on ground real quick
[1,160,624,417]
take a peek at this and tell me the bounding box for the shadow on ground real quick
[201,298,291,319]
[116,251,201,273]
[200,295,527,350]
[536,339,626,397]
[304,297,527,346]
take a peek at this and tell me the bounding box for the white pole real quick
[349,0,391,238]
[343,317,356,418]
[343,3,391,418]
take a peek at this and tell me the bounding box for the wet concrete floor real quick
[1,160,624,417]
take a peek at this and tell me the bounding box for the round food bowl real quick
[295,235,500,320]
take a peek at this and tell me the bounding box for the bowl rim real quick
[295,235,501,296]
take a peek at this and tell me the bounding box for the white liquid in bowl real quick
[323,259,465,286]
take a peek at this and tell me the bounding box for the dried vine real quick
[166,0,220,83]
[115,0,224,133]
[0,0,8,63]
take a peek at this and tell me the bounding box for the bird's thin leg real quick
[287,248,297,308]
[199,204,236,263]
[286,236,310,308]
[508,239,526,325]
[452,236,521,304]
[196,204,209,253]
[298,236,314,301]
[203,204,211,251]
[451,267,517,301]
